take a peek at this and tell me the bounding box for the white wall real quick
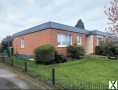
[86,35,94,54]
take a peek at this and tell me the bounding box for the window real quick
[20,39,25,48]
[57,34,72,47]
[77,35,81,45]
[96,36,104,46]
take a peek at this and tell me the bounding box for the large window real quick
[77,34,81,45]
[20,39,25,48]
[57,34,72,47]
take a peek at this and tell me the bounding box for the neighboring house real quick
[12,21,111,56]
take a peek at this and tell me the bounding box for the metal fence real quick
[0,53,108,90]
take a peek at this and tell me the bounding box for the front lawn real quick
[14,56,118,89]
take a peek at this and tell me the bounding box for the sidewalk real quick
[0,63,53,90]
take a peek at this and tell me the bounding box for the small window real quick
[77,35,81,45]
[57,34,72,47]
[20,39,25,48]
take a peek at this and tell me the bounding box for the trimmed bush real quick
[55,51,67,63]
[34,44,55,64]
[95,46,104,55]
[95,46,105,56]
[115,47,118,58]
[95,45,118,59]
[67,45,85,59]
[34,44,67,64]
[77,46,85,56]
[107,46,118,59]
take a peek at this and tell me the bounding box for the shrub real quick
[95,46,105,56]
[34,44,67,64]
[115,47,118,58]
[95,46,106,55]
[95,45,118,59]
[107,46,118,59]
[113,46,118,57]
[67,45,85,59]
[34,44,55,64]
[55,51,67,63]
[77,46,85,56]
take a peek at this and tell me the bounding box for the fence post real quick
[3,53,7,63]
[11,56,14,66]
[2,54,5,63]
[52,67,55,85]
[8,47,14,66]
[24,61,28,72]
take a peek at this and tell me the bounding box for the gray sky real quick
[0,0,110,41]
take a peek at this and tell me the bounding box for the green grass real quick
[14,56,118,89]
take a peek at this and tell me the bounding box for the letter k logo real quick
[109,81,117,89]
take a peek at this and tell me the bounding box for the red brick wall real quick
[13,29,87,56]
[13,29,53,56]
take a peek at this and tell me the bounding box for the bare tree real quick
[105,0,118,33]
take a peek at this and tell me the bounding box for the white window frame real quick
[57,33,72,47]
[20,39,25,48]
[77,34,81,45]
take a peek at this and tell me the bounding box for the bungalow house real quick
[12,21,111,56]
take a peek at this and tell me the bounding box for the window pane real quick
[77,35,81,45]
[57,34,71,46]
[20,39,25,48]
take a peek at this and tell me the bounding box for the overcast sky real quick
[0,0,111,41]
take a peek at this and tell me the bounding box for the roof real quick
[89,30,113,37]
[12,21,111,38]
[12,21,89,38]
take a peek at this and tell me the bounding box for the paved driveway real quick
[0,78,19,89]
[0,63,52,90]
[0,68,30,89]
